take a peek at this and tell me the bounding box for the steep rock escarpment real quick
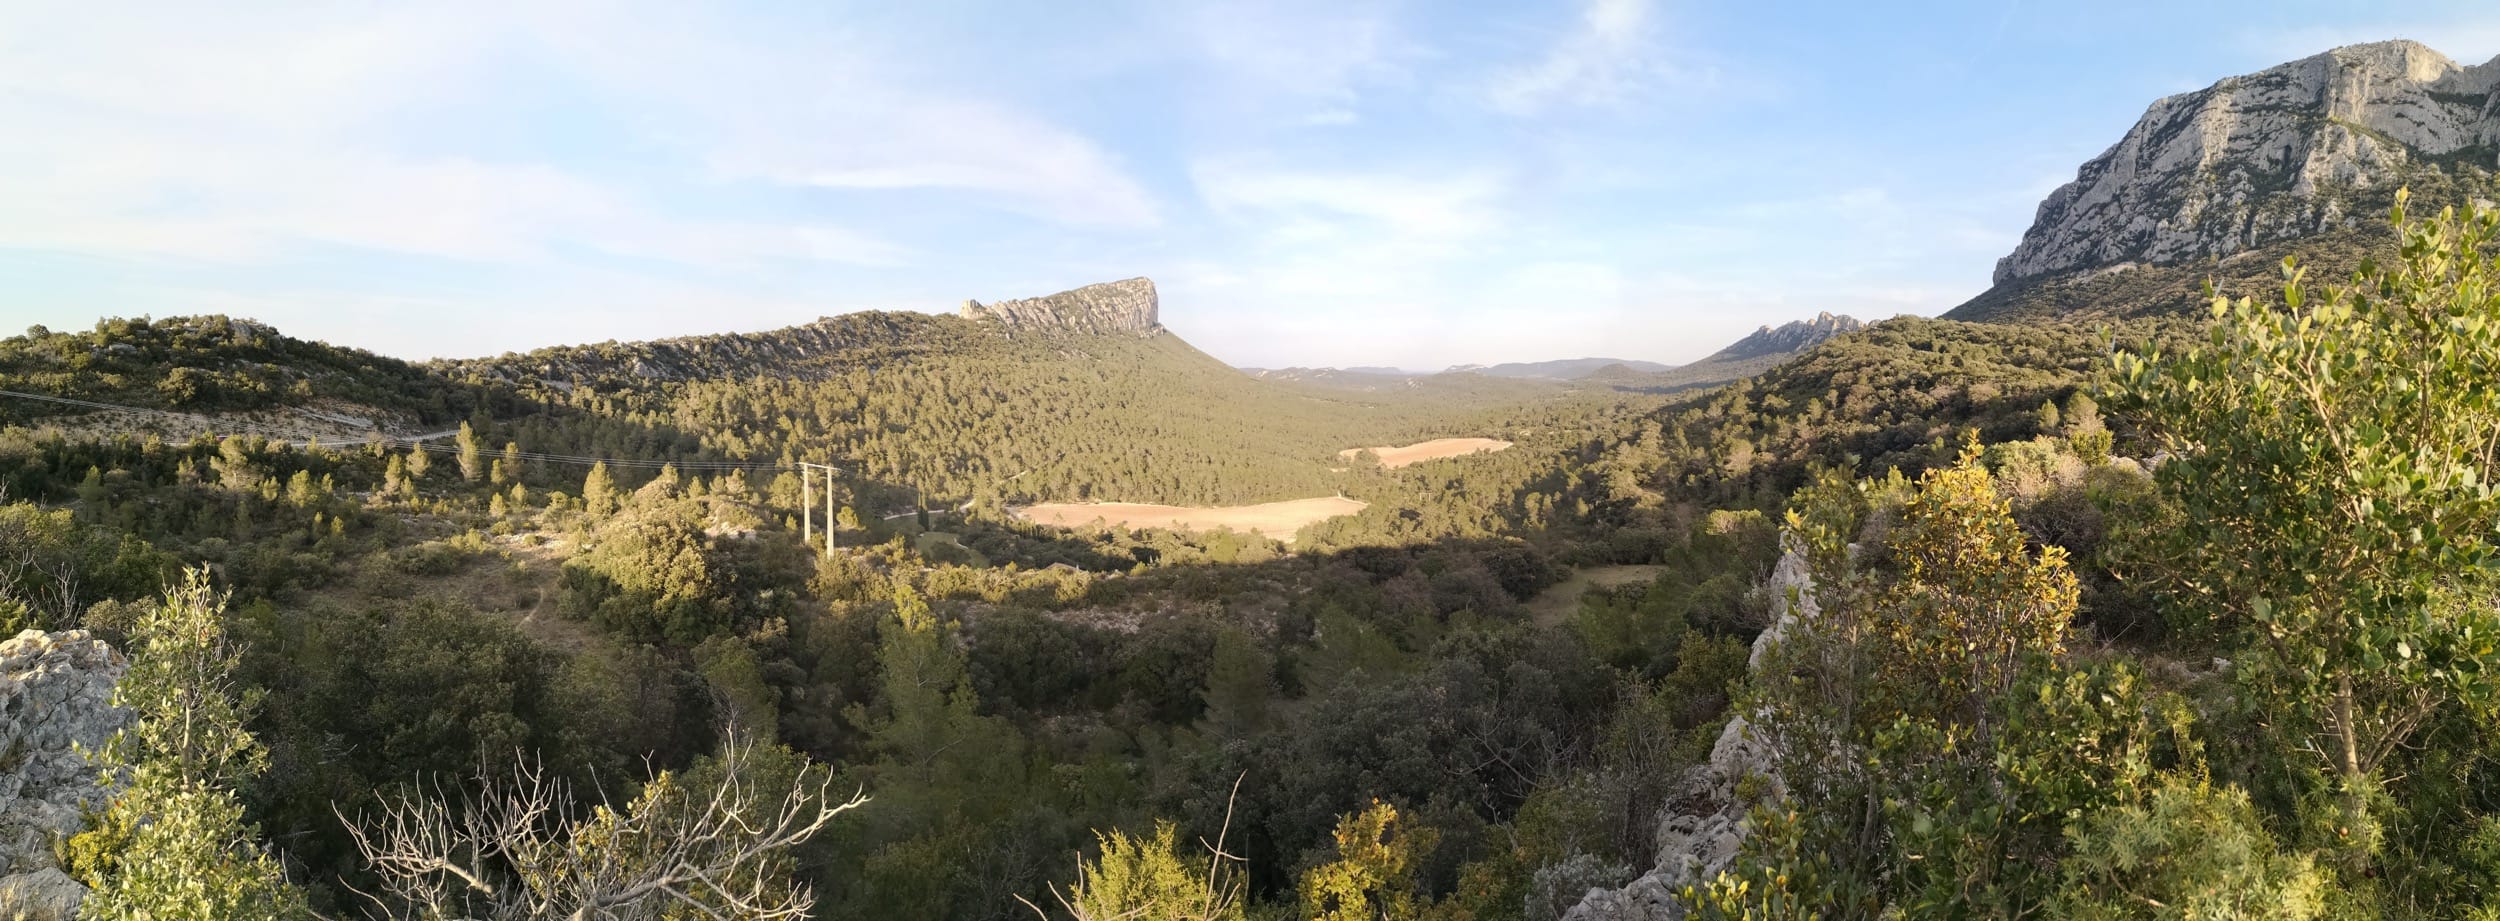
[0,630,130,921]
[1562,544,1815,921]
[963,277,1162,337]
[1993,40,2500,288]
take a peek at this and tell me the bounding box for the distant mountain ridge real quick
[1444,357,1675,380]
[1952,39,2500,322]
[1242,312,1861,395]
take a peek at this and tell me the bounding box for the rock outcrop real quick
[1697,313,1864,365]
[0,630,130,921]
[1562,542,1815,921]
[1995,40,2500,286]
[963,278,1162,337]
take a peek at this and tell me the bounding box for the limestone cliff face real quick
[1995,40,2500,286]
[0,630,131,921]
[963,278,1162,337]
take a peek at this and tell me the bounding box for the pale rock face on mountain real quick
[0,630,132,921]
[1996,40,2500,286]
[1701,312,1864,364]
[963,277,1163,337]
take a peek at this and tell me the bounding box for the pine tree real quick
[583,460,618,518]
[383,453,409,500]
[456,421,484,483]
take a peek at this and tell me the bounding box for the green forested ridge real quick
[2,310,1594,510]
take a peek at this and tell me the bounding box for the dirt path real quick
[1341,437,1513,468]
[1017,496,1367,541]
[1528,564,1668,627]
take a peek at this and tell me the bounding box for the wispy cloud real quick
[1179,0,1417,128]
[1485,0,1708,115]
[1193,160,1505,240]
[0,2,1144,275]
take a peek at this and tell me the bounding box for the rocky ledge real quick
[963,277,1162,337]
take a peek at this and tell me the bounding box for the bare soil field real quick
[1017,496,1368,541]
[1528,564,1669,626]
[1340,437,1513,468]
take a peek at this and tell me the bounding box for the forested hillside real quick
[13,203,2500,920]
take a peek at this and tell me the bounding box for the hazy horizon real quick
[4,0,2498,369]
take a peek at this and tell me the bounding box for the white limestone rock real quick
[0,630,132,920]
[0,868,85,921]
[964,277,1163,337]
[1996,40,2500,286]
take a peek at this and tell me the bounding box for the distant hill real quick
[1591,312,1865,394]
[1949,39,2500,322]
[1443,357,1674,380]
[1248,313,1862,397]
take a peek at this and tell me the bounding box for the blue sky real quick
[4,1,2498,369]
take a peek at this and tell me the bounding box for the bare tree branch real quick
[339,733,866,921]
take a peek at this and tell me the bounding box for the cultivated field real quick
[1340,437,1514,468]
[1017,496,1368,541]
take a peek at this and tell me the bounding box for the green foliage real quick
[2052,773,2328,921]
[2114,192,2500,872]
[1060,820,1246,921]
[1723,447,2145,916]
[0,499,169,631]
[78,568,306,921]
[562,496,734,644]
[1298,801,1439,921]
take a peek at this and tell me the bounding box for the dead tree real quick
[339,734,867,921]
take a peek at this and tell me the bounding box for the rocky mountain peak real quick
[1994,39,2500,287]
[963,277,1162,337]
[1703,312,1864,363]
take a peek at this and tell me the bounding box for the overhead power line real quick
[0,388,822,473]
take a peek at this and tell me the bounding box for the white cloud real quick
[1180,0,1416,127]
[1193,160,1505,239]
[0,1,1146,275]
[1486,0,1703,115]
[737,97,1160,228]
[525,7,1162,230]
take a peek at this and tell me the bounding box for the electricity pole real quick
[798,462,843,559]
